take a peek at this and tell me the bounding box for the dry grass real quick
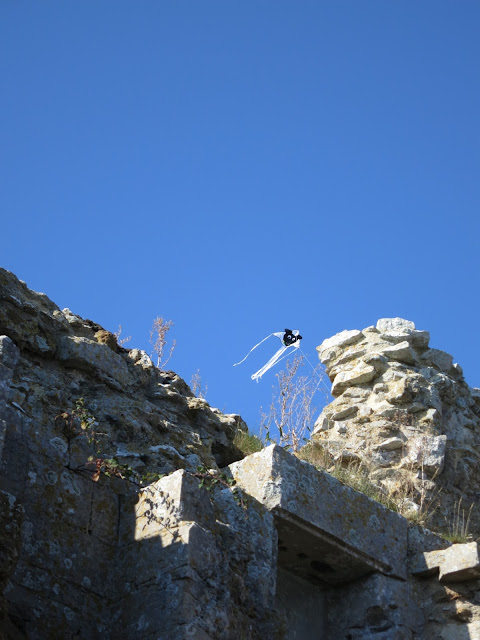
[233,429,263,457]
[442,499,474,543]
[298,442,440,524]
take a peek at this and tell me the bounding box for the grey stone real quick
[331,362,376,396]
[127,348,154,369]
[35,336,51,352]
[317,329,364,361]
[374,437,404,451]
[332,406,358,421]
[376,318,416,333]
[57,336,130,386]
[439,542,480,582]
[407,435,447,474]
[0,335,20,370]
[411,330,430,349]
[381,341,417,365]
[312,414,331,433]
[229,445,408,580]
[382,330,413,344]
[440,621,480,639]
[327,573,420,640]
[410,548,446,577]
[421,348,454,372]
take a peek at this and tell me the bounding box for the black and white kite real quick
[233,329,303,381]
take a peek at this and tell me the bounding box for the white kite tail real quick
[251,340,300,382]
[233,332,280,367]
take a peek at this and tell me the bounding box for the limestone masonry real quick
[313,317,480,538]
[0,269,479,639]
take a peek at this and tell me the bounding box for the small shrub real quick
[114,324,131,347]
[190,369,208,399]
[150,316,176,369]
[260,355,327,452]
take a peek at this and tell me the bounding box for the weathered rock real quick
[111,470,280,638]
[331,362,376,396]
[229,445,408,581]
[317,329,364,358]
[1,275,480,640]
[407,434,447,474]
[439,542,480,583]
[0,267,255,638]
[422,348,454,372]
[57,335,131,386]
[312,317,480,539]
[327,573,421,639]
[381,340,417,365]
[377,318,416,333]
[374,437,404,451]
[440,621,480,640]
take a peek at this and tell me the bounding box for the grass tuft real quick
[233,429,263,457]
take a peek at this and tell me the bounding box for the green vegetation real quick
[233,428,263,456]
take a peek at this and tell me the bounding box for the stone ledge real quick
[57,335,130,386]
[229,445,408,583]
[411,541,480,583]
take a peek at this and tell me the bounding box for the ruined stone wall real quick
[0,268,279,639]
[1,272,480,640]
[313,318,480,537]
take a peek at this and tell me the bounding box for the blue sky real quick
[1,2,479,434]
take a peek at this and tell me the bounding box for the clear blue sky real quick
[1,2,479,433]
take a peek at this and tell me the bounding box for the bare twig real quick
[190,369,208,399]
[114,324,131,346]
[260,355,326,452]
[150,316,176,369]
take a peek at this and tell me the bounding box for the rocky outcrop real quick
[313,317,480,535]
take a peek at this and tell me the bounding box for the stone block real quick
[0,335,20,370]
[331,362,376,396]
[327,573,420,639]
[317,329,364,355]
[407,434,447,474]
[440,621,480,640]
[111,468,279,639]
[57,336,130,386]
[411,330,430,349]
[439,542,480,583]
[421,348,454,373]
[374,437,404,451]
[410,548,445,577]
[376,318,416,333]
[381,341,417,365]
[229,445,408,582]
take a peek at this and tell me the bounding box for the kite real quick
[233,329,303,381]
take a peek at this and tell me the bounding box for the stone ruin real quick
[0,268,479,639]
[313,318,480,537]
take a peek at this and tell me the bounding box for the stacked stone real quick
[313,318,480,535]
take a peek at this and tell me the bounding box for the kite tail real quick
[251,340,302,382]
[233,333,274,367]
[251,344,289,381]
